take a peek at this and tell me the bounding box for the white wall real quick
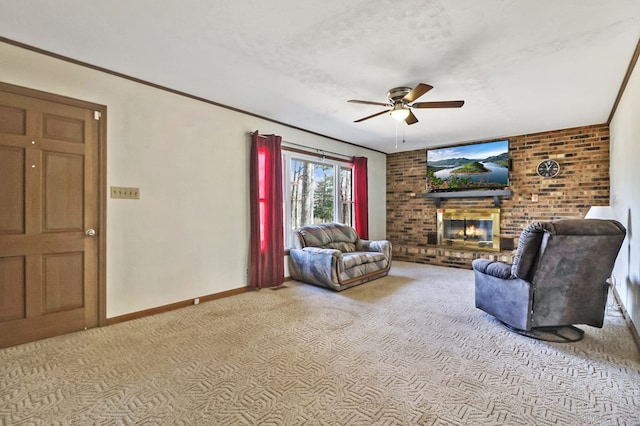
[610,55,639,332]
[0,42,387,318]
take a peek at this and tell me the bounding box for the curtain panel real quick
[249,131,284,289]
[353,156,369,239]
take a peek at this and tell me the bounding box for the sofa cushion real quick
[296,222,358,251]
[328,241,357,253]
[342,252,387,269]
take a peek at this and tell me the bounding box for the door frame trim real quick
[0,81,107,326]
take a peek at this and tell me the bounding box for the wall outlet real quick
[194,298,200,305]
[111,186,140,199]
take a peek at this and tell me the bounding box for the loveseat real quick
[289,222,392,291]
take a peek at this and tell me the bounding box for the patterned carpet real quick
[1,261,639,425]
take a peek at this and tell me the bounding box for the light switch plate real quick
[111,186,140,199]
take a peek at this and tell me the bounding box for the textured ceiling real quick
[1,0,639,153]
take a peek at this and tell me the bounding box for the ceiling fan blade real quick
[354,109,390,123]
[405,110,419,125]
[348,99,393,107]
[402,83,433,103]
[412,100,465,108]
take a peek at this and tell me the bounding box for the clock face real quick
[537,159,560,178]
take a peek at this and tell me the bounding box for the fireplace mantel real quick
[424,189,513,207]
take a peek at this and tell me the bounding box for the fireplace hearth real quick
[436,208,501,251]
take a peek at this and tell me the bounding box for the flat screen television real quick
[427,139,509,192]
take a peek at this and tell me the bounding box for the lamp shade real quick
[585,205,616,220]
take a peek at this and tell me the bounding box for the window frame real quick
[282,149,353,249]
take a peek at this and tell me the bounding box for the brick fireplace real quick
[386,124,610,269]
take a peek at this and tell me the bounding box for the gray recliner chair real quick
[472,219,626,341]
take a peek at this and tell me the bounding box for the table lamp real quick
[585,205,616,220]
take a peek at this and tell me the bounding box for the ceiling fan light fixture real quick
[349,83,464,126]
[390,104,410,121]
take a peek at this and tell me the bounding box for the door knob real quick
[85,229,96,236]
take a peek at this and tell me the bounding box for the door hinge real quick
[94,111,101,120]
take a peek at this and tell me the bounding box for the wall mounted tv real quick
[427,140,509,192]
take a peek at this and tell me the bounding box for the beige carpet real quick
[1,261,639,425]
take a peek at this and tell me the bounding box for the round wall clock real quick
[536,159,560,178]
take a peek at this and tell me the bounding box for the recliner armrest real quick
[472,258,513,279]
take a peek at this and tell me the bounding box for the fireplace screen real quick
[436,208,501,251]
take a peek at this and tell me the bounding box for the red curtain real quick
[249,131,284,289]
[353,156,369,239]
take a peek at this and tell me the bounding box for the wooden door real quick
[0,83,104,348]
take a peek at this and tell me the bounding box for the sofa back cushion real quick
[295,222,359,252]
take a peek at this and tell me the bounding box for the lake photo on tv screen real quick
[427,140,509,191]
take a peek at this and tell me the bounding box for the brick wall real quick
[386,124,610,268]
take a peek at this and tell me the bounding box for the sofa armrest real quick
[356,239,392,259]
[295,246,341,256]
[289,247,342,285]
[472,258,513,280]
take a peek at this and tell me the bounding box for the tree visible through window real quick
[340,166,353,228]
[284,153,353,248]
[290,159,334,228]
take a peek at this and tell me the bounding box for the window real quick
[283,151,353,248]
[340,166,353,228]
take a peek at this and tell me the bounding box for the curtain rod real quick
[251,131,355,160]
[281,140,354,160]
